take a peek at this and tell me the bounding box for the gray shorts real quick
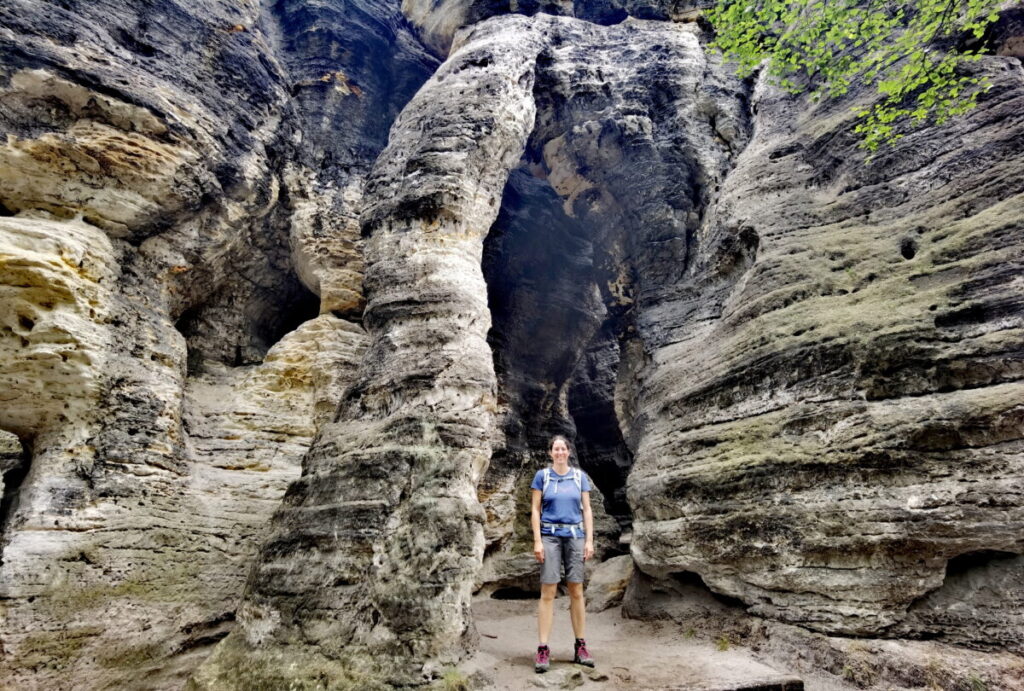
[540,534,585,584]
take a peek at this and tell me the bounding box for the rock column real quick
[194,16,545,687]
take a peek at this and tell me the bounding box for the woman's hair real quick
[549,435,571,451]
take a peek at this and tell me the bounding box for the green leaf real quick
[706,0,1002,151]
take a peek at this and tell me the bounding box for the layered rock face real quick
[402,0,712,56]
[627,55,1024,645]
[1,0,1022,688]
[199,9,752,683]
[0,0,411,686]
[272,0,437,315]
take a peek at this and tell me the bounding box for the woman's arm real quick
[581,491,594,561]
[531,488,544,563]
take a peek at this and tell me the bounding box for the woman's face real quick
[550,439,570,464]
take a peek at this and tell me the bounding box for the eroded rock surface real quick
[194,16,546,688]
[628,55,1024,643]
[0,0,389,686]
[586,554,635,612]
[402,0,711,56]
[0,211,367,686]
[0,0,1021,687]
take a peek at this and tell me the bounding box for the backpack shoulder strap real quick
[542,468,551,494]
[573,469,583,512]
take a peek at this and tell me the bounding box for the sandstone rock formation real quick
[477,13,750,590]
[0,1,380,686]
[192,12,753,680]
[0,204,367,689]
[401,0,712,56]
[585,553,635,612]
[0,430,23,509]
[194,17,549,687]
[1,0,1021,688]
[627,54,1024,644]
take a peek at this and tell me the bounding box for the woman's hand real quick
[584,540,594,562]
[534,540,545,563]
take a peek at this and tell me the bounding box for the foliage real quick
[706,0,1005,150]
[715,634,731,651]
[967,673,989,691]
[433,666,471,691]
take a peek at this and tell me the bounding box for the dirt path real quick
[466,596,852,690]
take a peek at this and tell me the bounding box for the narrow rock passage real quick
[476,11,751,595]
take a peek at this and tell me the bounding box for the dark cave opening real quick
[670,570,747,609]
[481,165,634,529]
[944,549,1019,575]
[489,586,538,600]
[252,281,321,352]
[566,317,635,527]
[174,272,320,374]
[0,430,31,564]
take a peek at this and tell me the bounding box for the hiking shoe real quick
[535,645,550,673]
[573,638,594,667]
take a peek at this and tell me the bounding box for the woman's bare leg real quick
[538,583,558,644]
[567,581,586,638]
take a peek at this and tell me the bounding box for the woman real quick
[530,435,595,673]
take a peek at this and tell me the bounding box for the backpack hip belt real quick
[542,521,584,538]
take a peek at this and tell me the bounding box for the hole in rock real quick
[900,237,918,260]
[671,571,747,609]
[175,272,320,374]
[257,284,320,348]
[174,630,229,653]
[112,27,157,58]
[175,611,236,653]
[0,431,31,564]
[490,586,538,600]
[460,54,492,70]
[945,549,1018,575]
[180,611,235,635]
[934,304,992,329]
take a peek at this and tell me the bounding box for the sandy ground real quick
[465,596,853,690]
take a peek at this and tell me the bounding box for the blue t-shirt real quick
[531,468,591,537]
